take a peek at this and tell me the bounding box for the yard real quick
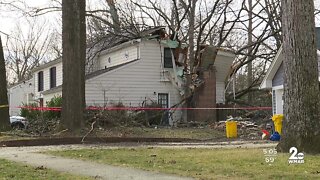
[0,158,91,180]
[46,147,320,180]
[93,126,226,140]
[0,127,226,142]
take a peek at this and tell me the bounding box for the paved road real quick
[0,141,277,180]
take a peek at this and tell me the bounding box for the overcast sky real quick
[1,0,320,49]
[1,1,51,34]
[2,0,320,36]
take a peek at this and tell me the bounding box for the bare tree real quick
[225,0,282,105]
[247,0,253,103]
[61,0,86,132]
[6,20,54,82]
[277,0,320,153]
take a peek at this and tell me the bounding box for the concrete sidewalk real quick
[0,149,192,180]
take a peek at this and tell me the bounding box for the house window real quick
[164,48,173,68]
[158,93,169,108]
[50,67,56,89]
[272,90,276,114]
[38,71,44,92]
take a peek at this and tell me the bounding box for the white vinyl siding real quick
[216,82,225,104]
[34,62,63,99]
[8,79,34,116]
[86,40,182,123]
[272,87,283,115]
[214,50,235,104]
[99,45,139,70]
[44,92,62,104]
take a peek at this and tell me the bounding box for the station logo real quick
[288,147,304,164]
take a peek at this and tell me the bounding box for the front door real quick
[158,93,169,125]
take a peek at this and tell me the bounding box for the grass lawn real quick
[0,131,36,141]
[0,158,91,180]
[1,127,225,141]
[47,148,320,180]
[95,127,225,140]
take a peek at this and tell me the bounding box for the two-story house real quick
[9,30,236,124]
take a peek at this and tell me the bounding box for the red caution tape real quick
[17,106,272,111]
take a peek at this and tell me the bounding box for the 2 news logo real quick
[288,147,304,164]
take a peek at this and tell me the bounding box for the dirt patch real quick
[0,137,197,147]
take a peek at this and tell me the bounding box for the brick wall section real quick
[193,66,217,122]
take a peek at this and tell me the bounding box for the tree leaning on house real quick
[278,0,320,153]
[0,36,11,131]
[61,0,86,132]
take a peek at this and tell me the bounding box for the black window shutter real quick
[164,48,173,68]
[50,67,56,88]
[38,71,43,92]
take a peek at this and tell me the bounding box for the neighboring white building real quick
[9,37,235,123]
[261,27,320,115]
[260,47,320,115]
[8,79,34,116]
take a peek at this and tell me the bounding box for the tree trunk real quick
[278,0,320,154]
[186,0,197,122]
[247,0,253,104]
[61,0,86,132]
[106,0,121,32]
[0,36,11,131]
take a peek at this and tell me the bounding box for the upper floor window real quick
[50,67,56,89]
[38,71,44,92]
[164,48,173,68]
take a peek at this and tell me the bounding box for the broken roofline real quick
[32,39,235,75]
[31,38,142,73]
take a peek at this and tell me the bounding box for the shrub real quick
[20,103,41,119]
[139,102,163,126]
[44,96,62,119]
[20,96,62,120]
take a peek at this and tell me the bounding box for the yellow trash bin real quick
[226,121,237,138]
[272,114,284,135]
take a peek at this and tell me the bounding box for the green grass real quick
[2,127,225,140]
[97,127,225,140]
[0,135,34,141]
[0,158,92,180]
[47,148,320,180]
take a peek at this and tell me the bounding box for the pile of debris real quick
[210,117,265,140]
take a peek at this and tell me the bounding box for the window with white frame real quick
[158,93,169,108]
